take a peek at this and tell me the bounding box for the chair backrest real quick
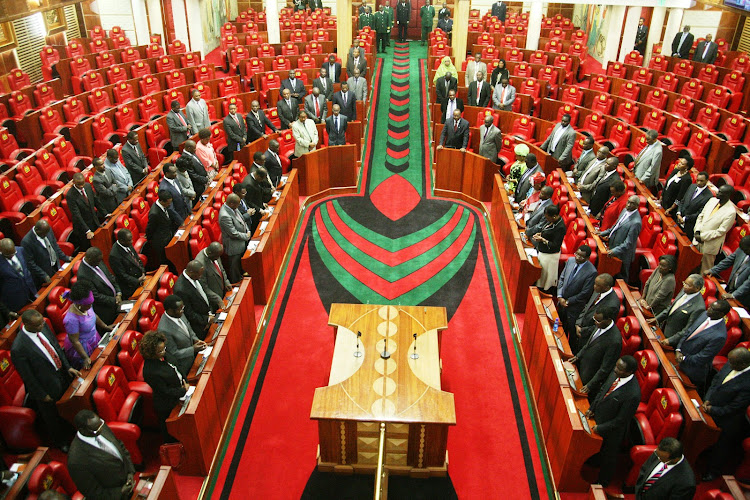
[0,350,26,407]
[117,330,144,381]
[93,365,133,422]
[645,387,683,442]
[634,350,660,403]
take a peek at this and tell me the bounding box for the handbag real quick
[159,442,185,470]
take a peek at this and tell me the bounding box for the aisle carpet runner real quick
[206,42,552,499]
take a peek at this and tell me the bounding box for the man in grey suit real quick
[21,219,70,287]
[633,129,663,188]
[576,145,609,203]
[694,34,718,64]
[706,235,750,310]
[166,100,192,148]
[346,48,367,78]
[557,244,597,335]
[478,113,502,162]
[572,136,596,179]
[464,53,487,88]
[219,194,253,283]
[598,195,642,281]
[195,242,231,312]
[185,90,211,134]
[277,88,299,130]
[304,87,328,124]
[91,158,118,215]
[326,104,348,146]
[157,294,205,377]
[121,131,149,184]
[313,68,334,102]
[514,154,543,204]
[492,77,516,111]
[104,149,134,204]
[653,274,706,347]
[347,68,368,103]
[676,299,730,395]
[541,114,576,168]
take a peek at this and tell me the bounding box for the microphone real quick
[354,331,363,358]
[410,332,419,360]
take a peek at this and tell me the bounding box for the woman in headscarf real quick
[505,143,529,195]
[490,59,510,87]
[433,56,458,83]
[521,172,547,219]
[62,282,115,369]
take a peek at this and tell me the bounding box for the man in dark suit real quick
[231,184,255,228]
[265,140,284,187]
[332,82,357,120]
[11,309,81,452]
[346,48,368,78]
[145,189,182,269]
[277,88,299,130]
[523,186,553,234]
[108,229,146,299]
[584,355,641,487]
[701,347,750,481]
[322,54,342,83]
[326,104,348,147]
[435,72,457,107]
[573,273,620,353]
[395,0,411,42]
[157,294,205,376]
[223,102,246,163]
[573,136,597,180]
[21,219,70,288]
[437,12,453,40]
[166,100,192,149]
[0,238,37,312]
[671,26,694,59]
[634,18,648,54]
[281,70,307,101]
[240,168,272,233]
[67,409,135,499]
[676,171,712,240]
[246,100,279,143]
[196,242,231,312]
[174,260,215,334]
[634,437,695,500]
[159,163,191,220]
[588,157,621,217]
[653,274,706,347]
[180,140,209,197]
[121,131,149,185]
[570,306,623,400]
[67,172,100,251]
[437,109,469,151]
[557,245,597,335]
[491,0,506,22]
[467,70,491,108]
[439,89,463,124]
[597,195,642,281]
[313,69,334,102]
[706,235,750,310]
[693,34,718,64]
[675,299,730,395]
[77,247,122,325]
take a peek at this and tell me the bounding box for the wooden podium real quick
[311,304,455,477]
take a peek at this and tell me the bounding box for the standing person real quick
[573,274,620,354]
[436,109,469,152]
[166,100,191,149]
[374,5,390,53]
[675,171,712,240]
[157,294,205,377]
[21,219,70,288]
[62,282,114,370]
[598,181,628,231]
[145,190,182,269]
[322,54,342,83]
[492,77,516,111]
[383,1,394,47]
[159,163,191,220]
[92,158,118,216]
[195,129,221,175]
[597,195,642,281]
[66,172,100,251]
[540,114,576,168]
[326,104,348,146]
[573,136,597,179]
[514,154,542,204]
[304,87,327,124]
[332,82,357,120]
[491,0,507,23]
[557,245,597,335]
[570,306,624,399]
[438,2,450,21]
[632,130,663,189]
[464,53,487,88]
[478,113,502,162]
[634,18,648,54]
[185,90,211,133]
[576,146,610,203]
[265,140,284,186]
[174,260,215,335]
[76,247,122,325]
[11,309,81,452]
[440,90,464,124]
[531,205,566,293]
[346,48,368,78]
[0,238,37,313]
[241,168,272,230]
[653,274,706,347]
[505,144,529,196]
[223,103,246,163]
[490,59,509,87]
[180,140,209,196]
[359,5,373,29]
[639,255,677,317]
[705,235,750,310]
[313,69,334,102]
[434,59,458,105]
[588,158,621,217]
[420,0,435,46]
[694,34,718,64]
[277,88,299,130]
[121,131,149,185]
[468,70,491,107]
[67,409,136,500]
[634,438,695,500]
[175,156,196,208]
[108,228,146,299]
[104,149,134,204]
[693,185,737,272]
[396,0,411,42]
[246,100,279,143]
[661,157,694,215]
[281,69,307,101]
[291,110,319,158]
[196,242,231,311]
[671,26,694,59]
[347,68,368,103]
[437,12,453,40]
[219,194,253,282]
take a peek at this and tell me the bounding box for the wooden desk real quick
[433,147,497,202]
[291,144,359,195]
[311,303,454,477]
[1,447,49,500]
[131,466,179,499]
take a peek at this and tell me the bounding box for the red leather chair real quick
[181,53,200,68]
[44,285,71,336]
[632,387,683,445]
[91,115,122,157]
[0,350,42,451]
[35,150,69,182]
[570,30,587,44]
[696,64,720,84]
[116,331,158,426]
[615,101,640,124]
[555,103,578,126]
[497,135,518,168]
[165,69,187,89]
[106,65,129,86]
[114,104,144,133]
[40,46,61,82]
[87,88,113,114]
[210,125,228,155]
[16,164,63,198]
[111,35,131,49]
[189,225,211,258]
[0,174,42,218]
[89,37,108,54]
[257,43,275,58]
[138,96,164,122]
[694,105,721,132]
[589,75,611,93]
[528,50,548,66]
[639,110,666,134]
[157,272,177,302]
[710,155,750,189]
[194,64,215,83]
[155,55,176,74]
[662,119,691,148]
[590,93,614,116]
[518,78,541,113]
[7,69,30,91]
[92,365,143,464]
[281,41,300,56]
[66,41,86,59]
[553,54,573,79]
[130,61,152,80]
[631,68,653,86]
[80,71,106,93]
[559,218,587,262]
[26,461,80,500]
[603,122,631,157]
[89,25,105,39]
[121,47,141,64]
[638,230,677,271]
[514,62,533,79]
[145,122,172,165]
[505,48,523,63]
[113,82,137,104]
[162,90,186,111]
[0,128,33,162]
[510,115,535,141]
[637,212,663,250]
[560,86,583,106]
[277,129,296,159]
[33,83,57,108]
[673,60,694,77]
[41,203,75,254]
[617,316,642,355]
[704,87,732,111]
[648,54,668,71]
[674,129,711,169]
[145,43,164,59]
[168,40,187,55]
[222,95,245,116]
[221,22,237,37]
[9,91,33,118]
[109,26,124,37]
[218,77,239,97]
[643,89,667,110]
[623,50,643,66]
[137,299,164,332]
[679,79,703,101]
[634,350,661,410]
[618,81,640,102]
[62,97,89,124]
[655,72,678,92]
[544,39,563,53]
[537,67,560,99]
[129,197,151,233]
[306,41,324,55]
[139,75,161,96]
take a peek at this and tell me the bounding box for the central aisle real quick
[206,42,553,499]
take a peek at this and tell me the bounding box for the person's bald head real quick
[185,260,204,280]
[269,139,280,153]
[596,146,610,160]
[226,193,241,209]
[183,140,196,153]
[206,242,223,260]
[605,157,619,171]
[0,238,15,258]
[34,219,51,237]
[728,347,750,372]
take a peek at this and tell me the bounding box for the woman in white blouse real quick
[290,110,319,158]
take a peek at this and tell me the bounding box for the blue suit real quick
[0,247,38,312]
[556,257,597,333]
[600,209,641,280]
[709,247,750,309]
[677,313,727,389]
[159,178,190,220]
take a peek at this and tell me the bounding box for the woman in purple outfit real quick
[63,282,115,369]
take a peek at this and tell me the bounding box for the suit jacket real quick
[491,1,506,22]
[223,113,247,153]
[159,178,190,220]
[120,141,149,184]
[109,242,145,299]
[591,373,641,439]
[77,260,121,324]
[672,31,695,59]
[677,184,713,239]
[439,118,470,150]
[557,258,597,316]
[492,83,516,109]
[264,149,284,186]
[438,6,450,19]
[588,171,621,217]
[166,110,191,148]
[185,99,211,133]
[641,271,677,317]
[246,110,278,143]
[326,114,348,146]
[395,0,410,23]
[347,76,368,102]
[655,291,705,345]
[174,274,212,334]
[92,169,118,215]
[11,325,71,401]
[600,209,642,272]
[694,199,737,255]
[281,78,307,99]
[514,164,543,204]
[313,76,334,101]
[157,313,200,376]
[321,62,342,83]
[435,77,458,105]
[145,203,182,265]
[633,142,663,188]
[332,91,357,120]
[634,453,696,500]
[577,159,606,203]
[577,323,624,397]
[693,40,718,64]
[291,118,319,157]
[242,173,272,209]
[346,56,368,79]
[464,60,488,87]
[478,124,502,161]
[468,80,491,108]
[66,183,99,238]
[439,98,464,124]
[67,425,135,500]
[0,249,37,312]
[541,124,576,166]
[574,149,597,179]
[575,289,622,345]
[181,151,208,196]
[437,18,452,33]
[525,198,552,233]
[21,229,67,287]
[634,25,649,52]
[304,93,328,123]
[196,249,230,311]
[661,170,692,211]
[705,363,750,429]
[711,247,750,308]
[677,313,727,384]
[142,358,186,418]
[277,98,299,129]
[219,203,251,257]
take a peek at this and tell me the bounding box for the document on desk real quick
[61,262,70,270]
[199,346,213,358]
[258,221,268,234]
[174,230,184,238]
[247,240,259,253]
[524,248,538,259]
[120,301,136,313]
[734,306,750,319]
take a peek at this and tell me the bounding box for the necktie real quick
[703,43,710,59]
[193,279,209,305]
[642,464,667,492]
[729,255,749,291]
[454,120,458,132]
[477,82,482,99]
[96,435,122,460]
[335,116,339,132]
[501,87,506,105]
[254,112,260,124]
[8,257,22,276]
[445,79,449,93]
[570,263,582,280]
[670,293,689,314]
[214,260,223,279]
[233,114,240,126]
[38,333,62,369]
[343,92,347,105]
[176,111,187,127]
[610,210,630,235]
[94,265,117,294]
[603,378,619,398]
[691,187,702,200]
[483,126,489,141]
[315,98,320,117]
[687,319,710,341]
[80,188,89,203]
[43,237,56,266]
[129,247,141,267]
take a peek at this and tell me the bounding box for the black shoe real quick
[701,472,719,482]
